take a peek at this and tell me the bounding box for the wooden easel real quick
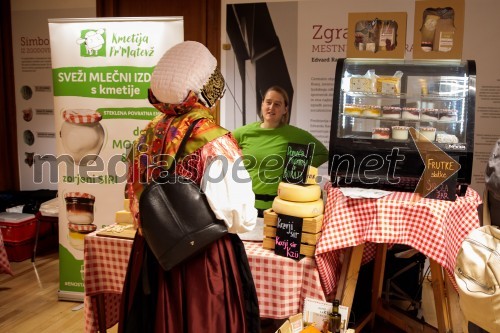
[335,244,453,333]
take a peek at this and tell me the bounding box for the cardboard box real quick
[0,212,37,243]
[275,313,303,333]
[412,0,464,59]
[347,12,407,59]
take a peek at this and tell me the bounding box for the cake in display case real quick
[328,58,475,194]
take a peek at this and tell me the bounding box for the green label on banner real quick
[52,66,153,99]
[97,107,160,120]
[58,245,84,293]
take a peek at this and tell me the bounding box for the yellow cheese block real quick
[264,209,323,233]
[123,199,131,211]
[305,165,319,185]
[115,210,133,224]
[350,77,373,92]
[262,237,316,257]
[376,76,401,94]
[277,182,321,202]
[263,226,321,245]
[272,197,323,218]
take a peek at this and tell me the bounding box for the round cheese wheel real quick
[277,182,321,202]
[272,197,324,218]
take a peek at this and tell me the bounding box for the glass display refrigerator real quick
[328,58,476,195]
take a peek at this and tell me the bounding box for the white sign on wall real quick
[10,3,96,190]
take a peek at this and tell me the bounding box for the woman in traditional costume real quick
[119,41,260,333]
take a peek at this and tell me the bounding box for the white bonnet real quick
[149,41,217,104]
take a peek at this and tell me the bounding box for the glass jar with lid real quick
[64,192,95,225]
[60,109,104,165]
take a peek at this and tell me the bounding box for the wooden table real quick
[315,185,481,333]
[83,232,326,332]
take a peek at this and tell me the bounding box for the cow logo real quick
[77,28,106,57]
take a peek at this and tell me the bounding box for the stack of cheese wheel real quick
[262,166,324,257]
[115,198,133,225]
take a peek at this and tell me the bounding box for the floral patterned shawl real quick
[126,90,228,227]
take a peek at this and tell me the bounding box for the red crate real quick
[36,215,59,254]
[4,239,34,262]
[0,212,37,243]
[38,215,58,238]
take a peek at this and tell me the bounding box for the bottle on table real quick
[328,299,342,333]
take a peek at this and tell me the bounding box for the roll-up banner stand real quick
[48,17,183,301]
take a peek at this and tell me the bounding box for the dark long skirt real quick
[118,232,260,333]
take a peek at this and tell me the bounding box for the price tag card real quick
[275,213,304,260]
[283,142,314,184]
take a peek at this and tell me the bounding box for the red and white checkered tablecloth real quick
[315,185,482,298]
[83,234,326,332]
[84,232,133,333]
[0,231,13,275]
[244,241,325,319]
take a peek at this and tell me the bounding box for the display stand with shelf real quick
[329,58,475,193]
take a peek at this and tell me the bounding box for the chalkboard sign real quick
[275,213,304,260]
[282,143,314,184]
[427,173,458,201]
[423,153,459,201]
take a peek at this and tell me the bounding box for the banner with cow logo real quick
[48,17,183,300]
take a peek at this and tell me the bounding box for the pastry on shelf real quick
[436,133,459,143]
[344,104,364,116]
[382,106,401,119]
[402,107,420,120]
[391,126,409,140]
[372,127,390,140]
[418,126,436,142]
[361,105,381,117]
[439,109,458,122]
[421,108,439,121]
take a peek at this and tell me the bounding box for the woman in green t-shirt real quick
[233,86,329,216]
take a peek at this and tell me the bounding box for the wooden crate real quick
[263,226,321,245]
[263,209,323,233]
[262,209,323,257]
